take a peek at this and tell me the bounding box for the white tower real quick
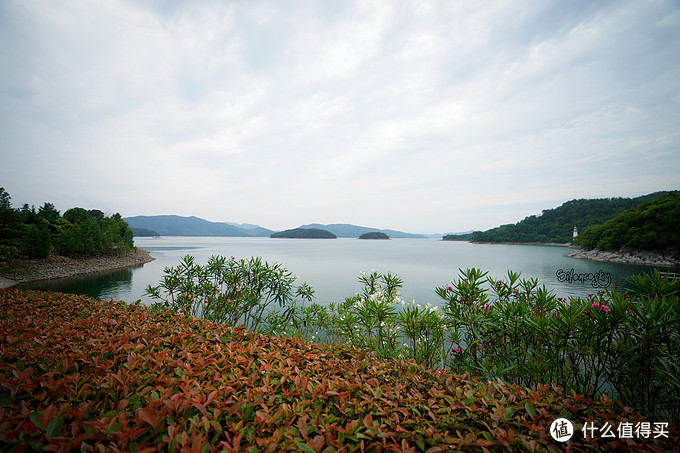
[573,226,578,238]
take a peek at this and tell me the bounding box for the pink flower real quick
[592,301,601,309]
[452,348,462,354]
[482,343,488,349]
[447,286,453,292]
[601,305,611,313]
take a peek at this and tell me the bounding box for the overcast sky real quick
[1,0,679,234]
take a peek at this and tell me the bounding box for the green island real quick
[359,231,390,240]
[270,228,337,239]
[130,227,160,237]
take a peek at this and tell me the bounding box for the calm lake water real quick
[21,237,678,306]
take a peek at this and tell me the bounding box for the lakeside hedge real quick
[1,289,678,451]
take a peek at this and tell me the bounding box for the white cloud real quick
[1,0,679,233]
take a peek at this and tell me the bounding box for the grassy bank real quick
[1,289,678,451]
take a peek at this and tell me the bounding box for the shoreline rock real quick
[0,248,155,287]
[442,239,570,246]
[568,246,680,267]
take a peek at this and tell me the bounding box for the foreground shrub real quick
[435,268,680,423]
[1,289,678,451]
[147,256,680,423]
[146,255,314,330]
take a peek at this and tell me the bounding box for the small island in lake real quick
[359,231,390,240]
[270,228,337,239]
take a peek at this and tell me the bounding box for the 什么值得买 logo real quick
[550,418,574,442]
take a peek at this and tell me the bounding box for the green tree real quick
[576,193,680,251]
[20,223,52,258]
[0,187,11,210]
[38,203,60,223]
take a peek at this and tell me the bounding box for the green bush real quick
[146,255,314,331]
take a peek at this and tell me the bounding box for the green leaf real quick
[29,412,43,430]
[295,442,316,453]
[46,415,63,437]
[524,402,536,418]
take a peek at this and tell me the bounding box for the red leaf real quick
[13,366,34,382]
[299,417,309,439]
[136,407,156,427]
[192,401,207,415]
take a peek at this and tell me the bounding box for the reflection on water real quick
[18,267,136,301]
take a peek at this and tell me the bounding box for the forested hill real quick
[446,191,674,244]
[124,215,273,237]
[575,193,680,251]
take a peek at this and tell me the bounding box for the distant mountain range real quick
[124,215,273,237]
[124,216,428,239]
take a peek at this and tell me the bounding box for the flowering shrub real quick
[2,289,678,451]
[434,268,680,423]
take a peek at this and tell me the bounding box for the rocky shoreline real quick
[568,246,680,267]
[0,248,155,288]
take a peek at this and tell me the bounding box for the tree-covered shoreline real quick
[445,191,676,244]
[575,193,680,252]
[0,188,134,259]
